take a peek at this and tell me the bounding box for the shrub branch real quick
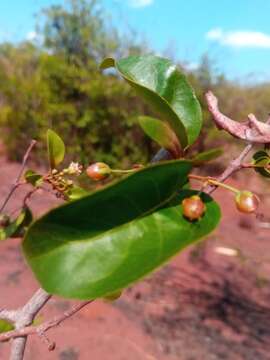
[0,93,267,359]
[0,140,36,213]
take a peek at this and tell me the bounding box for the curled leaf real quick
[252,150,270,178]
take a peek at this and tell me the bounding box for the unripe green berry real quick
[182,195,206,221]
[86,162,111,181]
[235,191,259,214]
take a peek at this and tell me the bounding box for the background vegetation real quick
[0,0,270,167]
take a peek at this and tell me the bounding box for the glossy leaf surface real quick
[101,55,202,149]
[23,161,220,300]
[47,129,65,169]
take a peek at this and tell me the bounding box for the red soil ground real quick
[0,153,270,360]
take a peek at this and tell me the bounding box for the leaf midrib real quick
[26,189,180,260]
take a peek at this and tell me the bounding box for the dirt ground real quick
[0,152,270,360]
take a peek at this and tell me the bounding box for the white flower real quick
[67,162,82,176]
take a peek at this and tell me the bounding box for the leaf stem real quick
[0,140,36,214]
[241,163,270,169]
[189,174,239,194]
[111,169,138,174]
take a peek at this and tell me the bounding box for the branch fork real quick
[206,91,270,143]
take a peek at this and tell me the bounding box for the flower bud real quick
[86,162,111,181]
[235,191,259,214]
[182,195,206,221]
[66,162,82,176]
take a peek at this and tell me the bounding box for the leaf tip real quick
[99,57,115,70]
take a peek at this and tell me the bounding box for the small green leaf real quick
[47,129,65,169]
[191,148,223,166]
[0,319,14,334]
[252,150,270,178]
[13,207,33,237]
[138,116,181,157]
[101,55,202,149]
[24,169,43,187]
[0,207,33,241]
[23,160,220,300]
[252,150,269,161]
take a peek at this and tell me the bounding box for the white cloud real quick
[128,0,154,8]
[206,28,223,40]
[26,31,38,41]
[206,28,270,48]
[183,62,199,71]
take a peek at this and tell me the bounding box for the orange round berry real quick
[86,162,111,181]
[235,191,259,214]
[182,195,206,221]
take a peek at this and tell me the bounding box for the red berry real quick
[86,162,111,181]
[182,195,206,221]
[235,191,259,214]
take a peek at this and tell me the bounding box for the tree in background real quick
[1,0,270,168]
[40,0,120,64]
[0,0,154,167]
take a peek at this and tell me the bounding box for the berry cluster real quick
[85,163,260,222]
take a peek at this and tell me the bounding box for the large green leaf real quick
[23,161,220,300]
[100,55,202,149]
[47,129,65,169]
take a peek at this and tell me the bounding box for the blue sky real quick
[1,0,270,81]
